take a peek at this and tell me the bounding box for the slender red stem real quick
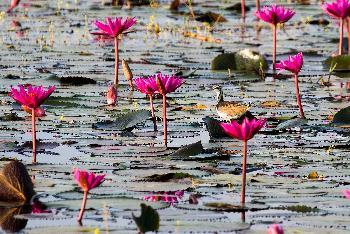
[340,18,344,55]
[149,94,157,131]
[241,140,248,205]
[294,74,305,119]
[256,0,260,11]
[163,95,167,147]
[31,108,36,164]
[114,37,119,87]
[241,0,245,19]
[272,24,277,70]
[347,17,350,55]
[77,191,88,223]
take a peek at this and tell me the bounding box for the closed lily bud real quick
[122,59,134,90]
[107,85,117,105]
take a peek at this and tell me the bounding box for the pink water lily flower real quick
[322,0,350,19]
[93,17,137,37]
[255,5,295,69]
[343,190,350,199]
[134,74,183,145]
[268,224,284,234]
[10,85,55,164]
[322,0,350,55]
[93,17,137,93]
[221,117,266,205]
[275,52,303,75]
[74,168,105,223]
[221,117,267,142]
[276,52,305,119]
[256,5,295,25]
[10,85,55,109]
[74,168,105,193]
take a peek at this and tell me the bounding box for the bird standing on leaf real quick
[212,85,250,121]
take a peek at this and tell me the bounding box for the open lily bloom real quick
[275,52,303,75]
[9,85,55,163]
[322,0,350,19]
[255,5,295,69]
[93,17,137,37]
[255,5,295,25]
[221,117,266,205]
[74,169,105,193]
[221,117,267,142]
[74,169,105,223]
[322,0,350,55]
[10,85,55,109]
[93,17,137,88]
[276,52,305,118]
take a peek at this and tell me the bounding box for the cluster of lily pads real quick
[3,0,350,232]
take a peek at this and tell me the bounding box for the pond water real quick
[0,0,349,233]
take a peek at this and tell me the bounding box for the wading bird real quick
[213,85,250,121]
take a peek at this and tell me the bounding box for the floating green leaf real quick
[132,203,160,234]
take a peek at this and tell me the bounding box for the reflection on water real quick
[143,190,184,204]
[0,205,30,233]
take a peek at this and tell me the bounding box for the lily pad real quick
[211,49,267,72]
[195,12,227,24]
[331,106,350,127]
[325,55,350,71]
[59,76,97,85]
[93,110,151,131]
[132,204,160,233]
[145,172,192,182]
[0,113,24,121]
[203,116,226,138]
[276,117,308,130]
[280,205,320,213]
[170,141,203,159]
